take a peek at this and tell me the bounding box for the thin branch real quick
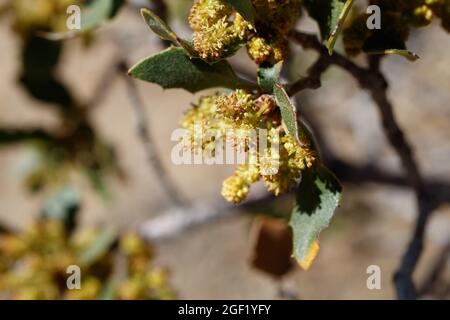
[288,31,385,92]
[139,192,277,241]
[119,62,186,207]
[0,128,56,145]
[288,30,437,299]
[367,57,435,300]
[85,54,122,110]
[418,242,450,297]
[287,55,329,96]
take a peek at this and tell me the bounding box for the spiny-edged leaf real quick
[258,61,283,93]
[140,8,197,57]
[304,0,355,54]
[290,164,342,270]
[367,49,420,61]
[78,227,117,267]
[129,47,251,93]
[223,0,255,25]
[273,84,299,143]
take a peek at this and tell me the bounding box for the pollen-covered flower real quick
[221,164,260,203]
[245,0,301,63]
[262,131,316,196]
[189,0,232,30]
[182,88,317,204]
[215,89,261,125]
[247,37,272,64]
[189,0,251,61]
[188,0,300,63]
[182,94,231,153]
[246,36,289,64]
[182,90,265,151]
[251,0,301,35]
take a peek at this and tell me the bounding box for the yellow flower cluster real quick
[189,0,301,63]
[247,0,301,63]
[221,129,316,202]
[181,90,316,203]
[12,0,83,35]
[189,0,252,61]
[0,219,174,300]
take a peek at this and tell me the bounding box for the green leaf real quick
[129,47,252,93]
[79,227,117,267]
[42,186,80,231]
[85,168,111,200]
[140,8,197,57]
[273,84,299,143]
[20,36,74,108]
[290,164,342,270]
[81,0,124,30]
[304,0,355,54]
[140,8,176,41]
[98,277,118,300]
[223,0,255,25]
[258,61,283,93]
[38,0,124,40]
[367,49,420,61]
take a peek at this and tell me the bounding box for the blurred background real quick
[0,0,449,299]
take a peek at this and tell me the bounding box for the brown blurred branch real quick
[119,62,186,207]
[85,55,122,110]
[367,57,435,300]
[288,30,437,299]
[418,243,450,298]
[287,55,329,95]
[0,128,56,145]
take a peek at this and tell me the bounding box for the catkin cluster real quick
[189,0,301,63]
[181,90,316,203]
[0,219,174,300]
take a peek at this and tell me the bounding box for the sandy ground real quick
[0,7,449,299]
